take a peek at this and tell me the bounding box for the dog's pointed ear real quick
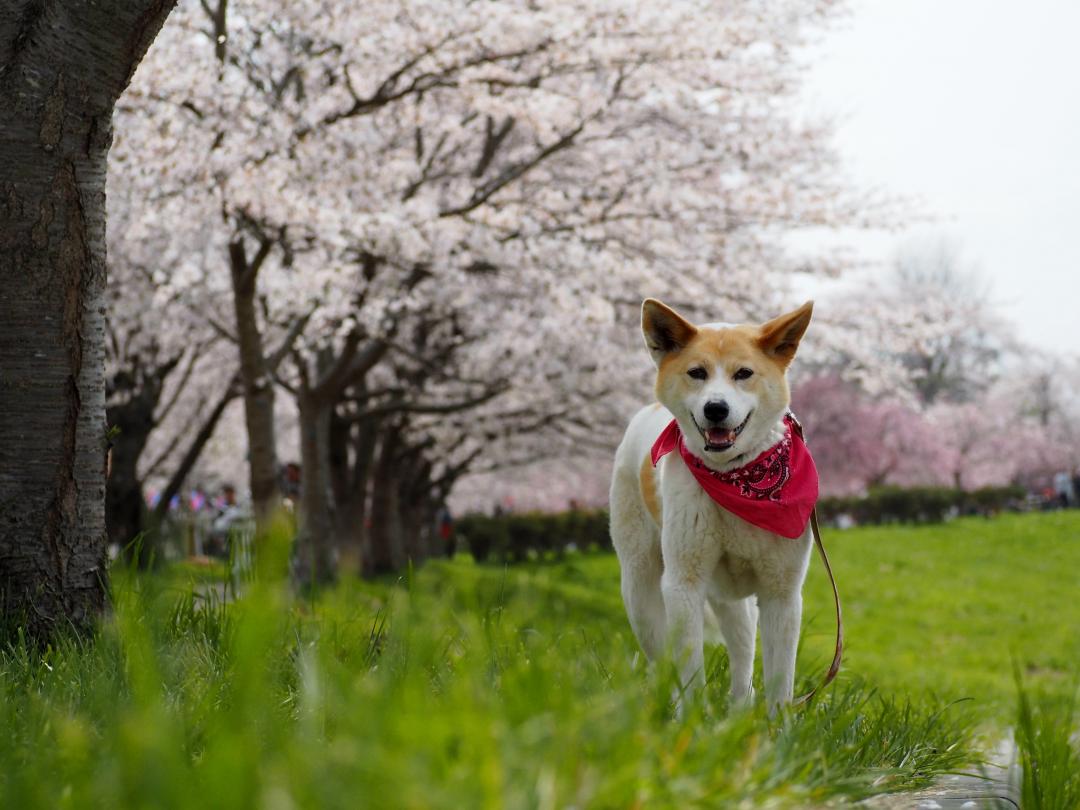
[642,299,697,366]
[759,301,813,365]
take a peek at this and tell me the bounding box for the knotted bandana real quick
[651,414,819,539]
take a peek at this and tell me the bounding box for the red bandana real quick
[650,414,819,539]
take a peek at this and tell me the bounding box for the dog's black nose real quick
[703,400,729,423]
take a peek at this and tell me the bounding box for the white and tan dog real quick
[610,298,815,713]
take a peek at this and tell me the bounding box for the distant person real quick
[208,484,243,557]
[281,462,301,499]
[1053,470,1074,509]
[437,506,454,556]
[189,488,207,512]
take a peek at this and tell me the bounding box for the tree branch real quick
[439,119,588,218]
[346,385,507,421]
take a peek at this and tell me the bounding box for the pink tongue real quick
[707,427,735,445]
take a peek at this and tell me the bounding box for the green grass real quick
[0,543,969,807]
[799,510,1080,716]
[2,510,1078,808]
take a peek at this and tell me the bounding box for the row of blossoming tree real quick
[792,248,1080,497]
[102,0,1078,586]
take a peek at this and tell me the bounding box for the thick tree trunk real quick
[106,400,154,562]
[328,412,359,574]
[413,475,442,561]
[0,0,176,641]
[106,452,146,555]
[398,491,436,563]
[229,240,279,522]
[352,420,378,565]
[368,429,405,575]
[295,394,336,586]
[333,414,378,575]
[396,452,432,562]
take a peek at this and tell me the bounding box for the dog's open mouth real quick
[700,410,752,452]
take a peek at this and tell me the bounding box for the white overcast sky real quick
[799,0,1080,352]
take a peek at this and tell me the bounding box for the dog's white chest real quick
[661,458,812,598]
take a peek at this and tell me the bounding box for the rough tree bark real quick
[0,0,177,640]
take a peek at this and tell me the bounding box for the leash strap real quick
[787,415,844,706]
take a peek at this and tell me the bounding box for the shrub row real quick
[456,485,1030,561]
[817,485,1027,526]
[455,509,611,563]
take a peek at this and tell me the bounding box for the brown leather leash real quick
[788,415,844,706]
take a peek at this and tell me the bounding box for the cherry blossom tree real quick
[832,240,1013,406]
[790,375,945,496]
[931,355,1080,491]
[793,355,1080,497]
[112,0,890,579]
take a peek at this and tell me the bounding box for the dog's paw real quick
[729,684,755,711]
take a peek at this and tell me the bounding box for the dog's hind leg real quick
[610,474,666,660]
[620,543,665,661]
[709,596,757,705]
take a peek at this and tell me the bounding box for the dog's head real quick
[642,298,813,466]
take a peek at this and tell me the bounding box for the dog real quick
[609,298,818,713]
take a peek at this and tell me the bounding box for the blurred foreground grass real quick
[3,510,1079,808]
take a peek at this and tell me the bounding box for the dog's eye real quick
[687,367,708,380]
[733,367,754,381]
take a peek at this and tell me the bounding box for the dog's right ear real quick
[641,299,697,366]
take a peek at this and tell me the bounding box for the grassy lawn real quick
[455,509,1080,719]
[1,511,1077,807]
[800,510,1080,716]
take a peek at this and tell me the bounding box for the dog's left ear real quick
[759,301,813,365]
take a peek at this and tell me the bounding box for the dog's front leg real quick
[661,570,708,707]
[660,507,721,712]
[711,597,757,705]
[758,590,802,714]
